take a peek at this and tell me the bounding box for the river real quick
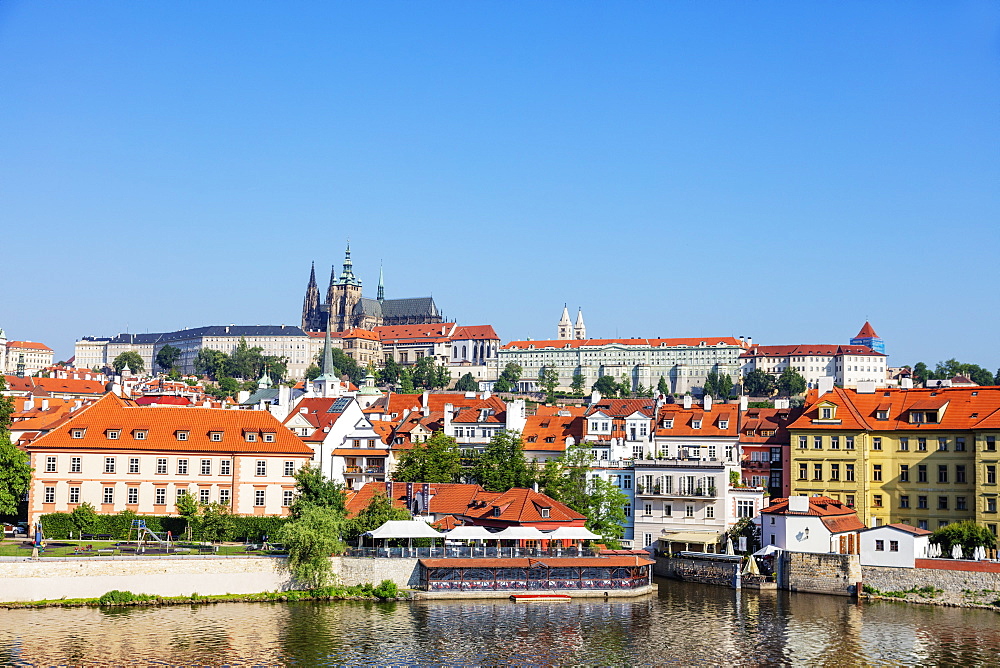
[1,579,998,666]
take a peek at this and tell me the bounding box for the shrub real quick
[40,512,286,542]
[98,590,155,605]
[373,580,399,600]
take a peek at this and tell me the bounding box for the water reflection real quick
[0,580,998,665]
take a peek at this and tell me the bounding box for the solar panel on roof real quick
[328,397,352,413]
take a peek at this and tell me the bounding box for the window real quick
[957,496,967,511]
[875,539,884,551]
[200,489,211,503]
[219,489,231,506]
[44,486,55,504]
[643,503,652,516]
[846,464,855,482]
[104,457,116,474]
[798,464,808,481]
[103,487,114,504]
[644,533,653,548]
[45,456,56,473]
[956,465,966,484]
[987,436,997,452]
[798,436,807,449]
[220,460,231,476]
[263,433,275,443]
[956,437,966,452]
[918,438,927,452]
[918,495,928,509]
[623,476,632,490]
[876,410,888,421]
[256,460,267,476]
[210,432,223,442]
[938,496,948,510]
[821,407,833,419]
[736,500,755,518]
[918,520,928,530]
[873,464,882,482]
[70,457,81,473]
[813,464,823,481]
[176,488,189,502]
[71,429,84,439]
[846,495,855,508]
[133,430,147,440]
[938,465,948,484]
[127,487,138,504]
[831,463,840,480]
[284,461,295,477]
[918,465,928,483]
[718,421,728,430]
[705,506,714,519]
[846,436,855,450]
[830,436,839,450]
[900,495,910,508]
[890,540,899,552]
[938,437,948,451]
[107,430,120,440]
[872,494,882,508]
[254,490,265,507]
[245,432,257,442]
[662,504,672,517]
[177,459,188,475]
[156,458,168,475]
[540,508,550,518]
[897,464,909,482]
[685,505,695,518]
[623,504,631,517]
[813,436,822,450]
[69,487,80,504]
[283,490,294,507]
[899,437,909,451]
[176,431,188,441]
[872,437,882,451]
[988,465,997,485]
[155,488,166,505]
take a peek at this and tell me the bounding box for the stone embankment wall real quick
[863,565,1000,594]
[332,557,420,588]
[779,552,860,596]
[655,556,737,587]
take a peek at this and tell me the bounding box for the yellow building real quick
[789,386,1000,537]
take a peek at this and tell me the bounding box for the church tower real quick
[301,262,322,331]
[327,244,363,331]
[574,308,587,340]
[558,305,572,340]
[851,321,885,355]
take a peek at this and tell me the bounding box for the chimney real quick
[443,403,454,436]
[683,395,692,410]
[591,390,602,405]
[774,398,790,409]
[901,378,913,389]
[703,395,712,411]
[41,399,49,411]
[739,395,749,411]
[787,496,810,513]
[24,398,34,411]
[817,377,835,395]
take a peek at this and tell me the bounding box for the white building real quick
[859,523,932,568]
[5,340,54,377]
[739,344,887,391]
[757,495,866,554]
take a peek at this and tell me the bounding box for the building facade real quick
[5,340,54,377]
[739,344,887,390]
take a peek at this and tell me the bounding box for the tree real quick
[472,431,534,491]
[198,502,233,542]
[726,516,761,554]
[776,367,807,397]
[0,378,31,516]
[398,369,416,394]
[717,373,734,399]
[345,489,411,541]
[433,363,452,390]
[392,433,463,483]
[225,338,264,380]
[304,363,322,381]
[379,357,401,386]
[112,351,145,374]
[493,376,512,393]
[537,446,626,548]
[592,375,618,398]
[500,363,522,384]
[70,502,98,538]
[571,373,586,395]
[703,370,720,398]
[538,367,559,401]
[176,493,199,540]
[454,373,478,392]
[970,366,994,386]
[743,368,776,397]
[618,374,632,397]
[289,465,347,519]
[931,521,997,557]
[279,506,345,589]
[584,477,627,548]
[410,356,436,389]
[995,368,1000,386]
[657,376,670,397]
[194,348,229,380]
[912,362,930,384]
[155,345,182,372]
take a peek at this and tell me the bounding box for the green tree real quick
[776,367,807,397]
[584,477,627,548]
[703,370,720,398]
[472,431,534,491]
[198,502,233,542]
[592,375,619,397]
[379,357,402,386]
[743,368,776,397]
[112,351,145,374]
[225,338,264,380]
[493,376,512,393]
[176,493,199,540]
[969,366,994,386]
[618,374,632,397]
[392,433,463,483]
[69,502,98,538]
[454,373,478,392]
[194,348,229,380]
[345,489,411,541]
[0,378,31,516]
[995,368,1000,386]
[717,373,734,399]
[411,356,437,389]
[570,373,586,395]
[155,345,182,372]
[398,368,416,393]
[279,506,345,589]
[261,354,289,384]
[290,465,347,519]
[537,446,626,548]
[304,363,322,381]
[500,363,522,384]
[931,521,997,557]
[912,362,930,384]
[726,516,761,554]
[657,376,670,397]
[433,363,452,390]
[538,367,559,402]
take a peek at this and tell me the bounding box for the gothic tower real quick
[574,308,587,340]
[301,262,322,331]
[558,305,572,340]
[327,244,363,331]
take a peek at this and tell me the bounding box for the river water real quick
[1,579,998,666]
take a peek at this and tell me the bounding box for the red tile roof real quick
[740,344,883,359]
[420,556,653,568]
[375,323,456,342]
[761,496,856,517]
[874,523,932,536]
[450,325,499,341]
[521,414,584,451]
[855,321,879,339]
[6,341,52,351]
[655,405,737,437]
[502,337,745,350]
[4,375,106,396]
[586,399,656,419]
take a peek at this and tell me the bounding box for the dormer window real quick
[176,431,189,441]
[71,429,85,439]
[876,410,889,420]
[663,419,673,429]
[245,432,257,442]
[133,430,147,440]
[107,430,120,440]
[540,507,550,518]
[492,506,501,517]
[263,433,275,443]
[719,420,729,429]
[210,432,223,442]
[692,420,702,429]
[821,408,833,420]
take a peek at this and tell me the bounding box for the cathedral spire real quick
[558,304,572,340]
[308,261,317,288]
[377,263,385,302]
[320,315,336,379]
[301,261,321,331]
[574,308,586,340]
[335,242,362,287]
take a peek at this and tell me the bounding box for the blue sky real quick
[2,2,998,370]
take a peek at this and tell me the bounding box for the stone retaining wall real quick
[863,565,1000,594]
[655,556,737,587]
[333,557,420,588]
[780,552,860,596]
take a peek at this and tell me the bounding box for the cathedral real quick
[301,246,444,332]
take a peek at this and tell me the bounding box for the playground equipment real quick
[128,519,171,552]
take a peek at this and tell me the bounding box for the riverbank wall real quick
[778,551,860,596]
[863,563,1000,595]
[654,556,737,587]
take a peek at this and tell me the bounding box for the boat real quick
[509,593,572,603]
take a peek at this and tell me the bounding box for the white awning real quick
[658,531,720,545]
[493,526,546,540]
[444,526,496,541]
[363,520,444,539]
[545,526,601,540]
[754,545,782,557]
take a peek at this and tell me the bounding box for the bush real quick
[98,590,155,605]
[373,579,399,600]
[39,512,286,542]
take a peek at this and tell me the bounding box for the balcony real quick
[742,460,771,471]
[636,486,717,499]
[634,458,727,470]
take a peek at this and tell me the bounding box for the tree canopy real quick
[538,367,559,401]
[112,351,145,374]
[0,377,31,517]
[570,373,586,394]
[743,368,776,397]
[471,431,534,491]
[155,345,182,372]
[392,433,463,483]
[703,369,733,399]
[279,506,346,588]
[656,376,670,397]
[537,445,626,548]
[592,375,619,397]
[454,373,478,392]
[289,465,347,519]
[776,367,807,397]
[345,489,411,541]
[931,521,997,556]
[912,359,997,386]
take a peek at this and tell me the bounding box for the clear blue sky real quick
[2,2,998,370]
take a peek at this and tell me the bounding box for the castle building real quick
[301,246,444,333]
[851,321,886,355]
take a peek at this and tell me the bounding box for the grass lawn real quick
[0,540,284,558]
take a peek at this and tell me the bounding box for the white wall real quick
[859,527,925,568]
